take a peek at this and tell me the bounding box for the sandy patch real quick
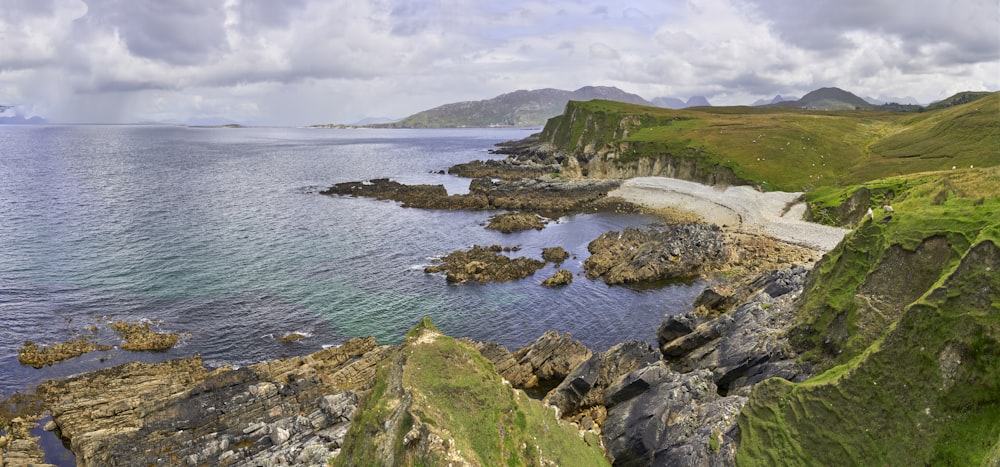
[609,177,849,252]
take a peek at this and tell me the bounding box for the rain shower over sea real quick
[0,125,702,394]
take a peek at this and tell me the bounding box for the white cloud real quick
[0,0,996,124]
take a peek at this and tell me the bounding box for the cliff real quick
[509,92,999,192]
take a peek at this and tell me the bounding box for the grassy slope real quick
[736,168,1000,465]
[541,92,999,192]
[337,318,609,466]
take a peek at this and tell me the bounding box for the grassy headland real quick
[538,92,998,192]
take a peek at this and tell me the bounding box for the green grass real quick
[539,93,999,192]
[736,166,1000,465]
[337,318,609,466]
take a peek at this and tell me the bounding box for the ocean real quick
[0,125,703,395]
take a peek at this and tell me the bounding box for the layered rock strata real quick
[34,337,391,467]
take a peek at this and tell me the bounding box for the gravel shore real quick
[609,177,850,252]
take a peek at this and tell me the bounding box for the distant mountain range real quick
[768,87,875,110]
[650,96,712,109]
[373,86,651,128]
[752,95,799,106]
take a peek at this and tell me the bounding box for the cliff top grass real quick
[337,318,609,466]
[541,92,999,192]
[736,167,1000,465]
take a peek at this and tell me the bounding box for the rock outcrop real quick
[541,269,573,287]
[34,337,392,467]
[449,158,558,180]
[424,244,545,284]
[477,331,593,394]
[322,176,622,217]
[585,224,729,284]
[485,211,548,233]
[541,246,571,264]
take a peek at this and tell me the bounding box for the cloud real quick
[0,0,995,124]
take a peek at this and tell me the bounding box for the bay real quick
[0,125,702,395]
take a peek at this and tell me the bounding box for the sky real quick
[1,0,997,125]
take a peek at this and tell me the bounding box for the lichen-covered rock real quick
[585,224,729,284]
[18,338,97,368]
[109,321,179,351]
[424,244,545,284]
[485,211,548,233]
[541,269,573,287]
[541,246,571,264]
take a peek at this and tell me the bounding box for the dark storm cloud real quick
[81,0,229,66]
[746,0,999,64]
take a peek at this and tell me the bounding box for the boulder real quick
[477,331,592,394]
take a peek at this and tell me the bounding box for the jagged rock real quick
[541,246,570,264]
[544,340,659,423]
[541,269,573,287]
[585,224,729,284]
[477,331,592,394]
[660,266,811,395]
[485,211,548,233]
[602,364,744,466]
[424,244,545,283]
[34,336,392,467]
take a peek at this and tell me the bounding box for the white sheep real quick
[883,205,894,214]
[865,207,874,221]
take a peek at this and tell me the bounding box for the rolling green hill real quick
[536,92,999,192]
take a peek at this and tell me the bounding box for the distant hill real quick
[771,87,873,110]
[752,95,798,106]
[351,117,399,126]
[925,91,993,111]
[652,96,712,109]
[380,86,651,128]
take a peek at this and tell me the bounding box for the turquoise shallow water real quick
[0,125,703,395]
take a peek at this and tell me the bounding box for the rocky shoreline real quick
[4,149,836,466]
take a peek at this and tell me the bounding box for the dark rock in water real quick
[602,364,744,466]
[584,224,729,284]
[449,158,559,180]
[541,269,573,287]
[476,331,592,394]
[321,176,621,217]
[485,211,547,233]
[424,244,545,283]
[34,337,392,467]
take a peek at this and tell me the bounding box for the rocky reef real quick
[484,211,548,233]
[321,176,624,217]
[423,244,546,284]
[584,224,729,284]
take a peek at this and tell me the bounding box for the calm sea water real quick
[0,125,703,395]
